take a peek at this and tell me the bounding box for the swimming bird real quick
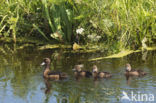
[72,64,92,77]
[125,63,147,76]
[92,65,112,78]
[41,58,68,80]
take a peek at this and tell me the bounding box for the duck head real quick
[41,58,51,66]
[92,65,98,73]
[72,64,83,72]
[126,63,131,72]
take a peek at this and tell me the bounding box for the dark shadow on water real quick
[44,79,52,94]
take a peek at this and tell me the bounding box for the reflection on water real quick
[0,44,156,103]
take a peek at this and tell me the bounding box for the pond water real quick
[0,44,156,103]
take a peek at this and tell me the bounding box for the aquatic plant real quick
[75,0,156,50]
[0,0,76,42]
[0,0,155,52]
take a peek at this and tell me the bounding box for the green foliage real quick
[75,0,156,50]
[0,0,155,52]
[0,0,75,42]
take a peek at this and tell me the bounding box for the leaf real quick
[33,24,50,41]
[73,42,81,50]
[73,15,84,20]
[0,15,7,26]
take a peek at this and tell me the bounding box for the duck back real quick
[137,70,147,76]
[125,69,147,76]
[85,71,92,77]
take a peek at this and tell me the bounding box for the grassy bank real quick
[0,0,155,53]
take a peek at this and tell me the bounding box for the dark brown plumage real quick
[73,64,92,78]
[125,63,147,76]
[92,65,112,78]
[41,58,68,80]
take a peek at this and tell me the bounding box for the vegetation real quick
[0,0,155,53]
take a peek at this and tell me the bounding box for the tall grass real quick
[0,0,75,42]
[76,0,155,50]
[0,0,155,51]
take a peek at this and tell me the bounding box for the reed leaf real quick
[33,24,50,41]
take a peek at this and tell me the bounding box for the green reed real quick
[0,0,155,51]
[0,0,75,42]
[76,0,155,50]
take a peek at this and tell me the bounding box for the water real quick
[0,44,156,103]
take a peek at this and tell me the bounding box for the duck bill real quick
[40,62,45,66]
[92,69,97,73]
[72,68,76,71]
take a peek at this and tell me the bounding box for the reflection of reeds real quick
[0,44,42,99]
[68,91,81,103]
[0,45,15,65]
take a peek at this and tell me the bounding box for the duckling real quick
[125,63,147,76]
[92,65,112,78]
[41,58,68,80]
[72,64,92,77]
